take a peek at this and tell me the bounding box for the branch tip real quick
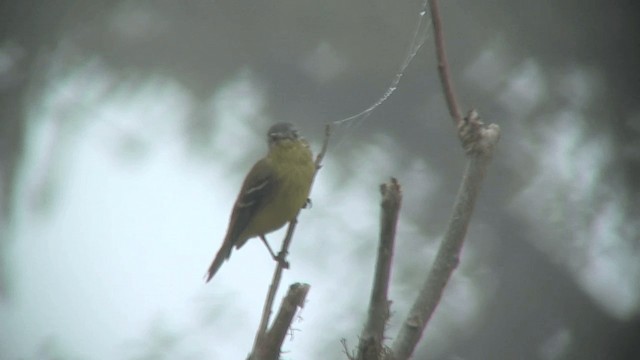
[458,110,501,156]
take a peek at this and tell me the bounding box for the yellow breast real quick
[243,139,314,238]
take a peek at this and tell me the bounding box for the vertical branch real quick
[429,0,462,125]
[356,178,403,360]
[249,124,331,359]
[252,283,310,360]
[389,118,499,360]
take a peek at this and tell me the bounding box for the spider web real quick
[332,0,431,133]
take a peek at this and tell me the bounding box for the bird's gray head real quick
[267,122,300,145]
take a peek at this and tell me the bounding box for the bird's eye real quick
[268,133,282,142]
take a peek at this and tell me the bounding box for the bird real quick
[205,122,315,282]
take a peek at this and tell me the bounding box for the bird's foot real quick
[303,198,312,209]
[275,251,290,269]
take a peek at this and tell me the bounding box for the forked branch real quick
[387,1,501,359]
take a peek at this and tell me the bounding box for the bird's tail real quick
[205,240,233,282]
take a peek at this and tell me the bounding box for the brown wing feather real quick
[205,158,275,282]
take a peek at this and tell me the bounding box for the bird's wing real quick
[226,158,276,248]
[205,158,276,282]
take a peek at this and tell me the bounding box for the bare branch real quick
[429,0,462,125]
[251,219,298,357]
[389,114,500,359]
[315,124,332,170]
[342,339,356,360]
[357,178,402,360]
[252,283,310,360]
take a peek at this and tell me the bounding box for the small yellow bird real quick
[205,122,315,282]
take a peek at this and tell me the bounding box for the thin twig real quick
[342,338,356,360]
[356,178,402,360]
[251,219,297,358]
[250,124,332,359]
[429,0,462,125]
[314,124,332,171]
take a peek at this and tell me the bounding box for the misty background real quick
[1,0,639,359]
